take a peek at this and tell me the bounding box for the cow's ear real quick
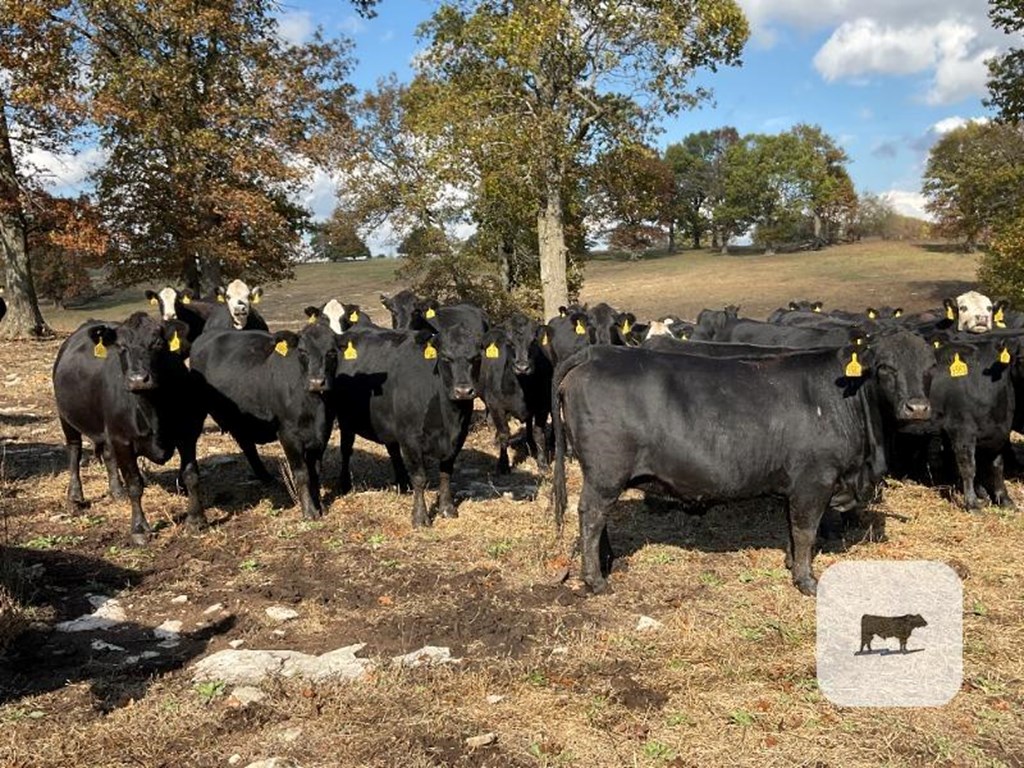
[994,299,1010,326]
[271,330,299,357]
[788,301,799,311]
[536,324,552,347]
[179,288,195,300]
[675,323,695,340]
[725,305,739,317]
[304,306,321,324]
[557,305,568,318]
[414,331,439,360]
[144,290,159,305]
[216,286,227,302]
[866,307,878,319]
[163,320,190,355]
[942,297,957,321]
[812,301,823,312]
[345,304,361,324]
[483,330,503,359]
[934,343,974,377]
[892,307,903,318]
[839,344,874,379]
[88,325,118,357]
[250,286,263,305]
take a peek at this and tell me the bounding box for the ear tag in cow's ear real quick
[343,341,358,360]
[853,336,864,346]
[181,295,191,305]
[485,342,500,359]
[93,340,108,359]
[949,353,968,378]
[813,306,822,313]
[424,341,437,360]
[933,339,942,349]
[217,294,226,303]
[251,293,261,305]
[274,339,289,357]
[169,331,181,353]
[307,314,317,325]
[559,308,567,318]
[845,352,862,378]
[149,297,158,306]
[574,320,586,335]
[541,331,549,346]
[995,307,1006,328]
[621,319,631,334]
[1000,346,1011,365]
[425,308,436,319]
[349,310,359,323]
[894,309,902,318]
[945,306,955,320]
[867,309,877,319]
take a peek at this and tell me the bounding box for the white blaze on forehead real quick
[322,299,344,334]
[956,289,993,333]
[225,279,251,329]
[157,287,178,320]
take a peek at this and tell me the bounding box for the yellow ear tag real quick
[1000,347,1011,365]
[949,353,968,378]
[945,306,955,320]
[485,342,500,359]
[813,306,822,313]
[867,310,877,319]
[933,340,942,349]
[344,341,358,360]
[217,294,226,303]
[845,352,862,378]
[307,314,317,324]
[541,332,549,346]
[559,309,567,318]
[181,295,191,305]
[622,320,631,334]
[93,340,107,359]
[424,341,437,360]
[425,308,436,319]
[894,309,902,318]
[995,307,1005,324]
[251,293,261,305]
[349,311,359,323]
[854,337,864,346]
[169,331,181,353]
[575,320,586,335]
[274,340,289,357]
[149,297,158,306]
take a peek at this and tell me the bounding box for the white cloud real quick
[297,167,340,222]
[339,14,366,36]
[882,190,932,220]
[932,115,989,134]
[277,11,314,46]
[17,145,106,195]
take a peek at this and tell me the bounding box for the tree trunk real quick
[198,253,223,297]
[691,225,701,250]
[711,229,719,249]
[537,176,568,321]
[667,222,676,253]
[0,98,51,339]
[184,256,202,297]
[498,240,512,292]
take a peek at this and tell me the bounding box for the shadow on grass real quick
[0,546,232,710]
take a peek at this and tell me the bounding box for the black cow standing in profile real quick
[334,311,483,527]
[53,313,206,544]
[380,289,421,329]
[189,323,338,519]
[552,331,937,596]
[860,614,928,653]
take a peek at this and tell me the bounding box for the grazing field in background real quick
[3,240,1023,768]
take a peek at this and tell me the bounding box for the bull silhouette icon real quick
[858,614,927,654]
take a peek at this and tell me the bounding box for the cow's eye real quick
[988,306,994,312]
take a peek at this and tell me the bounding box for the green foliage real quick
[310,208,370,262]
[665,127,739,249]
[979,217,1024,303]
[923,121,1024,249]
[986,1,1024,121]
[194,680,227,703]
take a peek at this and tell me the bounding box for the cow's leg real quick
[99,441,126,500]
[177,438,206,530]
[112,443,151,545]
[529,414,550,471]
[491,408,511,474]
[239,437,273,483]
[437,457,457,519]
[61,419,87,513]
[787,483,830,596]
[283,440,319,520]
[304,448,324,519]
[952,436,984,509]
[986,450,1015,509]
[406,449,430,528]
[386,443,411,492]
[338,429,355,495]
[578,480,615,593]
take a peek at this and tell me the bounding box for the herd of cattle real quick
[30,280,1024,597]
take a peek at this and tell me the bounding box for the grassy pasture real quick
[3,240,1023,768]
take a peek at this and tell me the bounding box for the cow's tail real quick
[551,347,590,534]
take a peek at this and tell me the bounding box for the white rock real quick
[228,755,242,766]
[279,727,303,743]
[391,645,461,669]
[265,606,299,622]
[154,620,183,639]
[230,686,266,706]
[465,733,497,748]
[486,694,504,705]
[635,615,664,632]
[204,603,226,615]
[192,645,374,686]
[91,640,126,653]
[272,630,286,638]
[242,760,298,768]
[228,639,246,649]
[56,597,127,632]
[171,595,189,604]
[551,646,568,655]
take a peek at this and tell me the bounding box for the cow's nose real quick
[126,373,153,390]
[308,377,327,392]
[514,362,532,375]
[453,386,475,400]
[900,399,931,420]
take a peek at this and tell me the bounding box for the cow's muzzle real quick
[308,377,327,393]
[126,373,155,391]
[452,386,475,400]
[513,361,533,375]
[898,398,931,421]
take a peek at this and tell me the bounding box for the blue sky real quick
[29,0,1009,250]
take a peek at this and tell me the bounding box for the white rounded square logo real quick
[817,560,962,707]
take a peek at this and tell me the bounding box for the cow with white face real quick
[145,287,183,321]
[945,290,995,334]
[143,286,218,342]
[207,280,268,332]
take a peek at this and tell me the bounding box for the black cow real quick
[694,306,740,339]
[552,331,936,596]
[716,317,864,347]
[53,313,206,544]
[381,289,421,329]
[144,286,218,342]
[306,300,380,335]
[205,279,269,332]
[860,614,927,653]
[478,314,553,473]
[0,296,6,324]
[542,310,592,367]
[587,302,633,346]
[766,300,824,323]
[334,320,480,526]
[189,324,338,519]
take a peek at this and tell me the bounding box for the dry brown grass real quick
[2,242,1022,768]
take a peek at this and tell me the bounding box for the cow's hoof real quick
[67,499,89,515]
[964,497,986,512]
[995,493,1016,509]
[185,515,209,531]
[302,509,323,521]
[412,514,432,528]
[130,532,151,547]
[794,577,818,597]
[586,577,611,595]
[438,506,458,519]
